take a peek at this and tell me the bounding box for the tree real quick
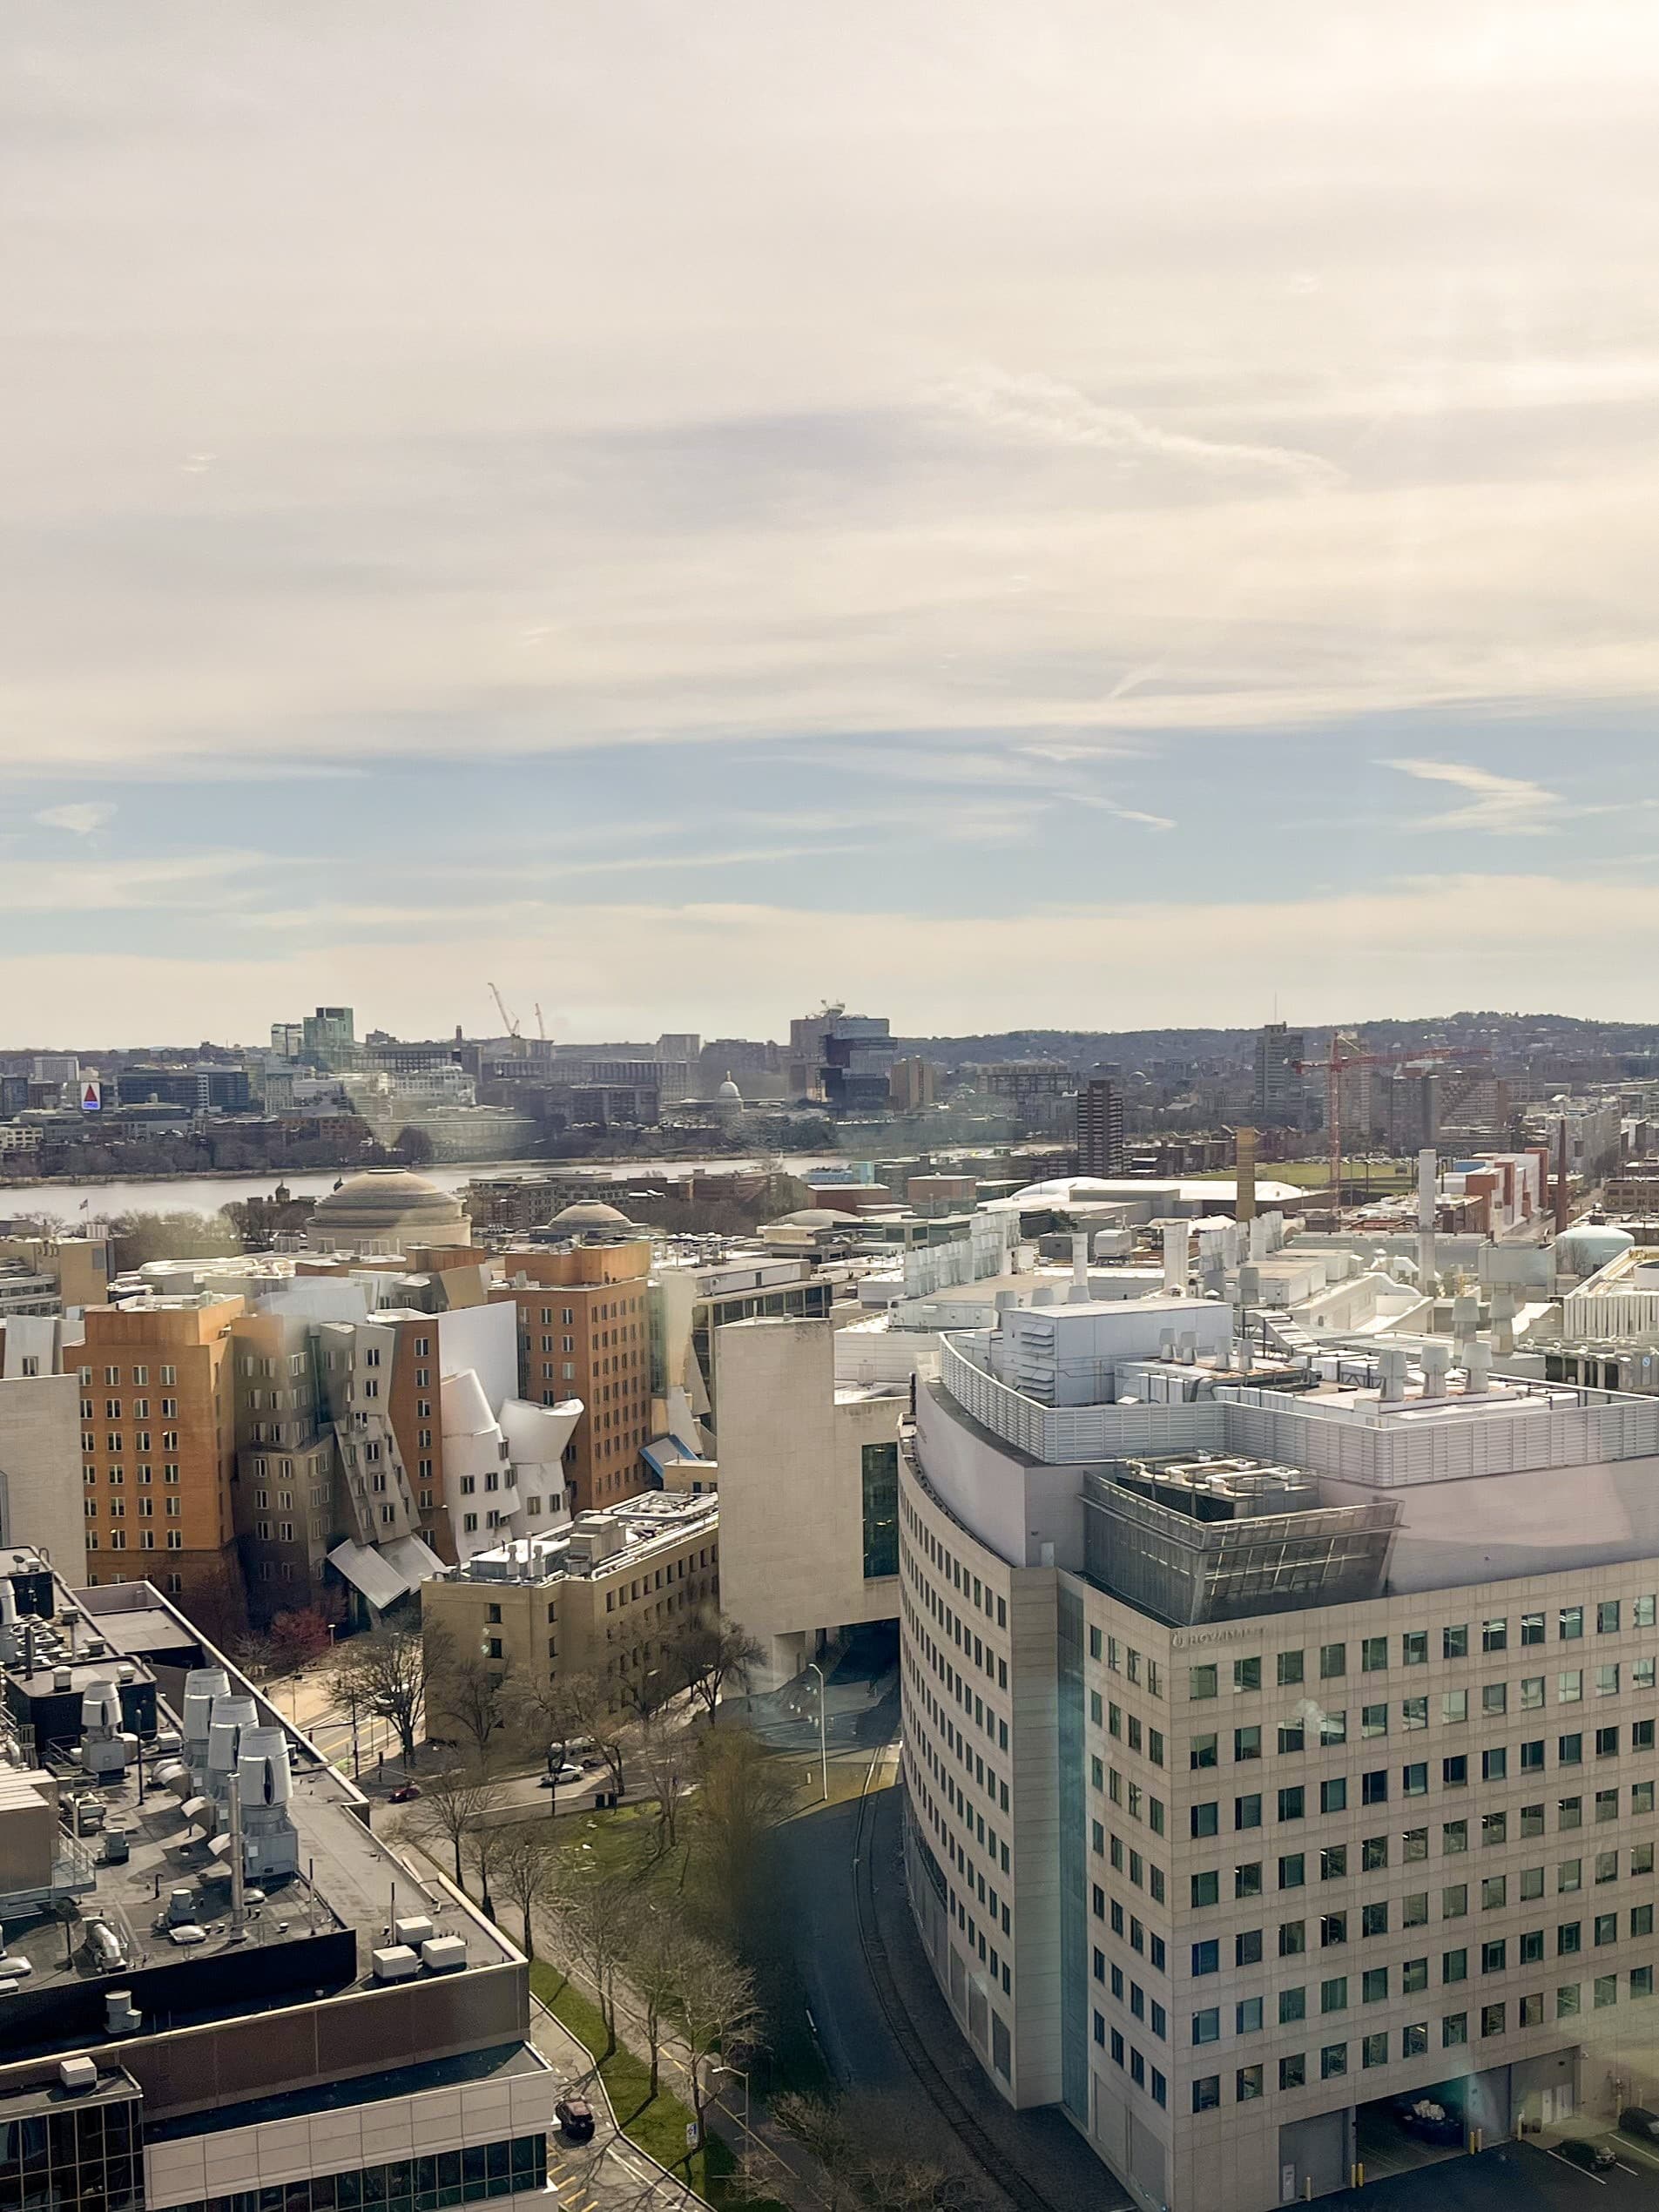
[635,1714,694,1851]
[269,1608,334,1670]
[231,1629,279,1683]
[107,1208,242,1271]
[332,1621,444,1766]
[462,1805,509,1922]
[662,1609,763,1724]
[492,1826,557,1962]
[772,2094,973,2212]
[400,1765,504,1885]
[666,1932,761,2154]
[691,1729,797,1930]
[428,1652,505,1764]
[394,1124,435,1166]
[557,1670,634,1799]
[628,1905,688,2100]
[552,1865,636,2060]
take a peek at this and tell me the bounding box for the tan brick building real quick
[78,1296,246,1642]
[421,1491,719,1702]
[492,1239,652,1512]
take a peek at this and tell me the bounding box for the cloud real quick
[34,802,115,836]
[1381,758,1597,834]
[934,368,1344,492]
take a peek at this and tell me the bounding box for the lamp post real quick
[806,1662,829,1802]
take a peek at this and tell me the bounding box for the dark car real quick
[555,2097,595,2143]
[1558,2138,1616,2172]
[1622,2107,1659,2142]
[388,1783,422,1803]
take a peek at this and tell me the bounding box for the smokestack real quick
[1162,1223,1190,1295]
[1235,1128,1258,1224]
[1069,1232,1090,1301]
[1417,1150,1439,1294]
[1555,1116,1571,1235]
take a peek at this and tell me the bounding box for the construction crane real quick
[535,1003,547,1042]
[1294,1040,1481,1224]
[487,982,521,1040]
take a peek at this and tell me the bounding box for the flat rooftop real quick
[145,2040,545,2143]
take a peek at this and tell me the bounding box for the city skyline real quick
[6,3,1659,1039]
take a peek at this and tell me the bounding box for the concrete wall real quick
[713,1316,903,1687]
[0,1372,85,1579]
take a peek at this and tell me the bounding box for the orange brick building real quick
[78,1296,246,1642]
[492,1239,652,1512]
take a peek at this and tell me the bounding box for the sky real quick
[5,2,1659,1047]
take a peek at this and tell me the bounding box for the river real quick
[0,1154,860,1224]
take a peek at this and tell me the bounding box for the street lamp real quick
[805,1662,829,1802]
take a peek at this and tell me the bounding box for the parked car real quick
[1622,2107,1659,2142]
[1558,2138,1616,2173]
[538,1765,584,1788]
[555,2097,595,2143]
[1393,2097,1461,2145]
[388,1783,422,1803]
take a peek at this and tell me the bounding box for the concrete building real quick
[77,1298,245,1643]
[0,1550,557,2212]
[1077,1079,1126,1179]
[1255,1023,1310,1130]
[421,1490,719,1703]
[491,1233,652,1512]
[0,1371,85,1576]
[890,1057,941,1114]
[649,1250,838,1458]
[715,1317,907,1689]
[899,1298,1659,2211]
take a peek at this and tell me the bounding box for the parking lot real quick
[1323,2133,1659,2209]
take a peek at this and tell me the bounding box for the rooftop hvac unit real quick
[420,1936,468,1973]
[372,1945,421,1983]
[57,2058,98,2094]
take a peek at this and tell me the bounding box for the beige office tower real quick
[899,1294,1659,2209]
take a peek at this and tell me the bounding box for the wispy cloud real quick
[933,368,1343,492]
[1382,758,1575,834]
[34,802,115,836]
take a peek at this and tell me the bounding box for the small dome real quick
[717,1075,743,1103]
[1556,1224,1635,1273]
[550,1199,634,1228]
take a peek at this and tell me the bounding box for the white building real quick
[900,1298,1659,2210]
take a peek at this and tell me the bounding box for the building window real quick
[860,1441,900,1580]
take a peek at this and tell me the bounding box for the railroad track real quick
[847,1753,1071,2212]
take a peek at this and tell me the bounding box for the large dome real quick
[1556,1224,1635,1275]
[307,1168,471,1252]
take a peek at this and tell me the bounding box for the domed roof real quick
[307,1168,469,1250]
[717,1076,743,1103]
[1557,1224,1635,1271]
[550,1199,634,1227]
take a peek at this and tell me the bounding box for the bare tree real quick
[772,2094,973,2212]
[558,1670,634,1799]
[661,1609,764,1724]
[332,1620,445,1766]
[635,1714,694,1850]
[627,1905,687,2100]
[496,1669,588,1777]
[492,1825,556,1961]
[666,1931,761,2151]
[428,1652,505,1765]
[462,1808,509,1923]
[399,1765,503,1885]
[552,1865,635,2060]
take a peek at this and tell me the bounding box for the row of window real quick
[1190,1843,1653,1919]
[86,1530,185,1551]
[1188,1604,1659,1702]
[1090,1625,1163,1696]
[80,1364,178,1386]
[85,1496,182,1517]
[1192,1788,1656,1853]
[164,2134,546,2212]
[84,1466,182,1487]
[85,1398,180,1421]
[1191,1729,1656,1797]
[1179,1977,1658,2111]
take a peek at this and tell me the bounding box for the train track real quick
[847,1752,1073,2212]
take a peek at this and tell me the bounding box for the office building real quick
[491,1232,653,1511]
[1077,1078,1126,1179]
[0,1550,558,2212]
[899,1298,1659,2210]
[77,1298,245,1643]
[890,1057,940,1114]
[0,1366,85,1575]
[300,1007,358,1070]
[1255,1024,1309,1129]
[421,1489,719,1702]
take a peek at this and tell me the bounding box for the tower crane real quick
[1293,1040,1485,1224]
[535,1003,547,1042]
[487,982,521,1040]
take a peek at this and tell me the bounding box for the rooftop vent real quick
[57,2057,98,2094]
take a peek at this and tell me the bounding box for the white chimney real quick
[1420,1341,1451,1399]
[1464,1343,1492,1395]
[1162,1224,1190,1295]
[1417,1150,1439,1293]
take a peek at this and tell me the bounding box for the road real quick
[1324,2136,1659,2209]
